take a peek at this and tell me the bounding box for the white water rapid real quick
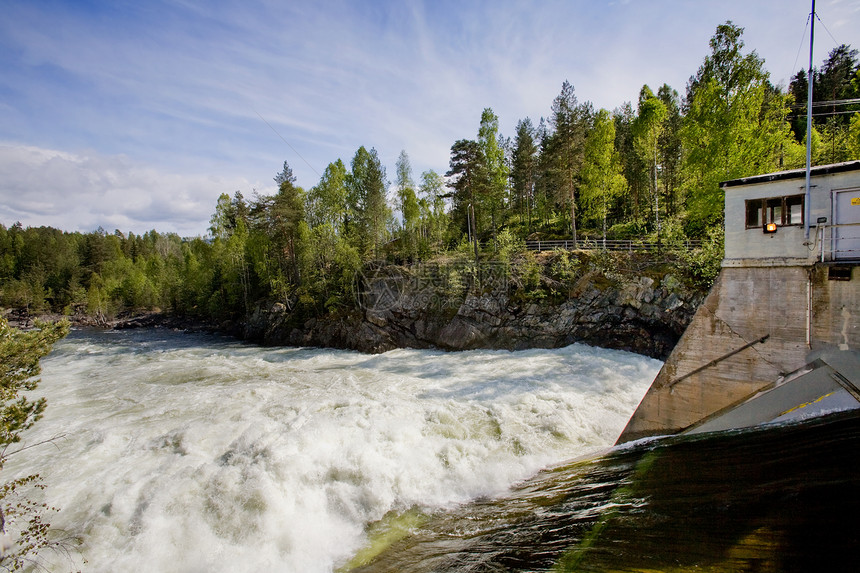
[5,328,660,572]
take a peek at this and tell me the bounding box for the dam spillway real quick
[618,161,860,443]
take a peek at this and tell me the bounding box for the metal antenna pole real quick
[804,0,815,239]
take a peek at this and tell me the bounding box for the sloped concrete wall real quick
[616,264,859,443]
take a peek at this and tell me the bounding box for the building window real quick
[766,198,782,225]
[746,200,762,227]
[786,195,804,225]
[745,195,804,229]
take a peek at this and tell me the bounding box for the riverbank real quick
[3,256,708,361]
[240,264,704,360]
[1,307,215,334]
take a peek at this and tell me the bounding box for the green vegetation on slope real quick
[2,23,858,325]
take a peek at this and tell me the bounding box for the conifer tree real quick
[347,147,390,260]
[447,139,486,259]
[511,118,538,231]
[0,317,71,568]
[548,81,589,243]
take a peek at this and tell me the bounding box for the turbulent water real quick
[353,408,860,572]
[4,328,660,572]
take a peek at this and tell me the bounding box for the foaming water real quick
[351,409,860,572]
[5,328,660,572]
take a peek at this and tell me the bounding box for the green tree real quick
[306,160,348,232]
[301,223,360,310]
[395,150,420,260]
[790,45,860,163]
[477,108,509,249]
[614,102,647,222]
[0,317,72,569]
[816,45,859,121]
[815,45,860,162]
[209,193,236,240]
[533,117,556,228]
[346,147,390,260]
[789,68,810,141]
[849,112,860,158]
[274,167,307,283]
[633,85,668,241]
[417,169,447,251]
[0,320,68,448]
[581,109,626,245]
[273,160,296,188]
[547,81,589,243]
[657,84,684,217]
[232,161,309,314]
[447,139,487,260]
[511,118,539,232]
[682,21,793,236]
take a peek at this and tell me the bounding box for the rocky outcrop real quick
[4,264,705,360]
[242,266,705,360]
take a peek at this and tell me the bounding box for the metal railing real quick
[525,238,703,253]
[666,335,769,389]
[818,222,860,262]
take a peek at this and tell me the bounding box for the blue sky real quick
[1,0,858,236]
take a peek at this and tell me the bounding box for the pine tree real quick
[548,81,589,243]
[447,139,487,260]
[0,317,72,568]
[511,118,539,232]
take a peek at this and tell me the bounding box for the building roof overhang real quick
[720,161,860,189]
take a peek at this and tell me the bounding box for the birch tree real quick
[581,109,625,246]
[633,86,668,241]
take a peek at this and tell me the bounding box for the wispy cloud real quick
[0,143,266,236]
[0,0,857,235]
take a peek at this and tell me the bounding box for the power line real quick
[790,98,860,109]
[791,12,812,79]
[812,98,860,107]
[810,110,860,117]
[255,111,321,179]
[814,11,841,50]
[789,9,851,86]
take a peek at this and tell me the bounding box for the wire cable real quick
[255,111,321,179]
[791,13,812,80]
[814,12,841,50]
[790,98,860,109]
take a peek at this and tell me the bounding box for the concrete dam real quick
[618,161,860,444]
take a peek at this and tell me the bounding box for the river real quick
[5,327,660,572]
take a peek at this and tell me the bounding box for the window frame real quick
[745,194,804,229]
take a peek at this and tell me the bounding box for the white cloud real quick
[0,143,268,236]
[1,0,858,231]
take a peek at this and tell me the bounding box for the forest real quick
[2,22,859,326]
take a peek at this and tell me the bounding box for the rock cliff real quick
[242,262,705,360]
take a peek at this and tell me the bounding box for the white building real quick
[721,161,860,267]
[618,160,860,443]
